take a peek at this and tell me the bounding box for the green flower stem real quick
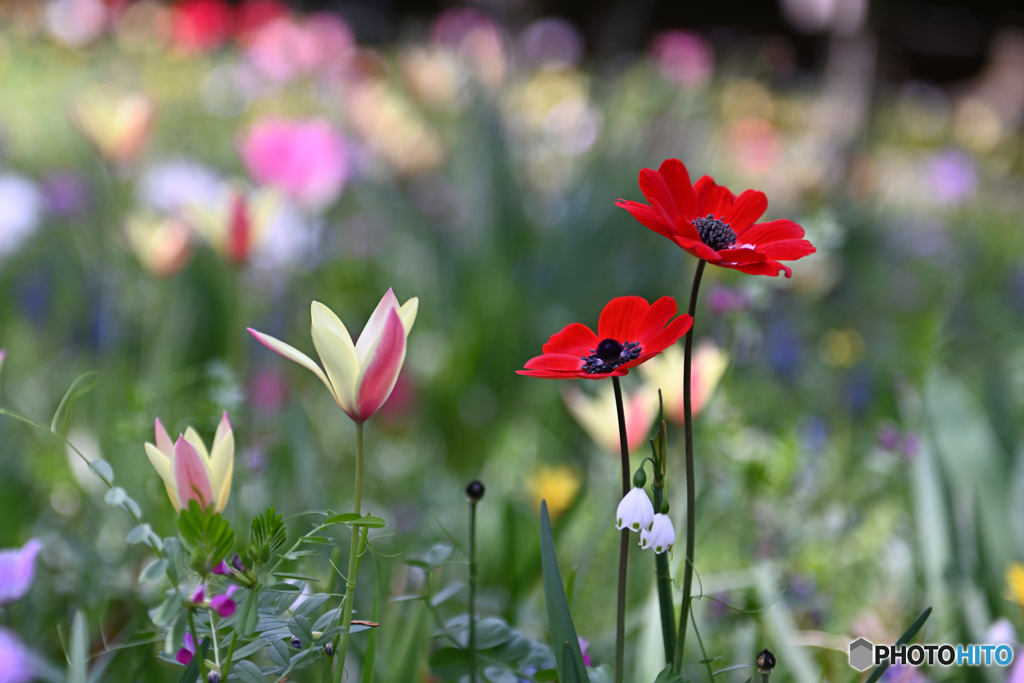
[672,258,706,673]
[468,493,480,683]
[611,375,630,683]
[334,421,365,683]
[187,608,209,681]
[651,481,675,663]
[208,609,221,671]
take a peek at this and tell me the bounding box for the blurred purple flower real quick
[0,629,34,683]
[650,30,714,87]
[877,422,920,459]
[239,118,348,211]
[41,171,91,218]
[881,664,930,682]
[578,637,592,667]
[518,18,582,69]
[0,174,42,260]
[0,539,42,605]
[927,148,977,206]
[708,285,749,316]
[176,632,196,665]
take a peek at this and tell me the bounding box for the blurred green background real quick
[1,0,1024,681]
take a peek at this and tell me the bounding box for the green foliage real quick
[248,506,286,566]
[176,500,236,572]
[539,501,590,683]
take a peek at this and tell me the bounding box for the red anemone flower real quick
[616,159,815,277]
[518,296,692,380]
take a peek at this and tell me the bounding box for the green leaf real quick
[864,607,932,683]
[429,647,474,680]
[232,659,265,683]
[539,501,589,683]
[288,614,314,644]
[67,610,88,683]
[323,513,361,525]
[125,524,153,545]
[237,588,260,637]
[87,459,114,486]
[51,372,98,437]
[349,515,386,528]
[139,558,168,584]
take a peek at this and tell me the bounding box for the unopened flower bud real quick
[232,553,247,572]
[756,648,776,674]
[291,636,302,649]
[632,468,647,489]
[323,642,335,656]
[465,480,485,501]
[207,671,221,683]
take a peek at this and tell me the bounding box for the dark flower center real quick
[692,214,736,251]
[581,338,642,374]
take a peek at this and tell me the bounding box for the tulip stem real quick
[335,421,365,683]
[612,375,630,683]
[672,259,706,673]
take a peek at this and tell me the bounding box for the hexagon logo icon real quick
[849,637,874,671]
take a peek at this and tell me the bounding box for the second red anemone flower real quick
[517,296,692,379]
[616,158,815,277]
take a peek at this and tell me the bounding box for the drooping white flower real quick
[615,487,654,532]
[639,513,675,554]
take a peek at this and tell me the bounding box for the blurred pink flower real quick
[172,0,234,53]
[650,30,714,87]
[0,629,34,683]
[0,539,42,605]
[239,118,348,211]
[176,632,196,665]
[246,13,354,83]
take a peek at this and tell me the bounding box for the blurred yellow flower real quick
[562,383,657,455]
[527,465,581,518]
[68,87,155,165]
[639,342,728,424]
[1007,563,1024,605]
[124,212,192,278]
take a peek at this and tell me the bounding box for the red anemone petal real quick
[656,159,698,218]
[715,247,767,264]
[736,218,805,243]
[597,296,650,342]
[723,189,767,231]
[641,313,693,356]
[681,238,723,262]
[758,238,817,260]
[638,167,679,216]
[633,296,677,347]
[523,353,586,372]
[694,176,735,219]
[541,322,598,356]
[615,200,677,241]
[728,261,788,277]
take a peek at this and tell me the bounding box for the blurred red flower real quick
[518,296,692,380]
[616,159,815,277]
[172,0,234,53]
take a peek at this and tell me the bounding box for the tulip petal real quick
[353,308,406,422]
[173,436,215,511]
[310,302,360,414]
[154,418,173,457]
[398,297,419,334]
[184,427,211,463]
[209,412,233,512]
[144,442,178,505]
[248,326,339,405]
[355,288,401,365]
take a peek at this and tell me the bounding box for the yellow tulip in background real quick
[144,412,234,513]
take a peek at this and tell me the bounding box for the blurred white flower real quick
[615,487,654,533]
[0,174,42,259]
[138,159,222,216]
[639,513,675,554]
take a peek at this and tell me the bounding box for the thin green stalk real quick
[334,421,365,683]
[187,608,209,681]
[651,482,675,663]
[468,491,480,683]
[611,375,630,683]
[672,259,706,672]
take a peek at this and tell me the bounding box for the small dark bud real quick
[465,480,485,501]
[756,648,776,674]
[207,672,221,683]
[232,553,247,572]
[323,642,335,656]
[291,636,302,649]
